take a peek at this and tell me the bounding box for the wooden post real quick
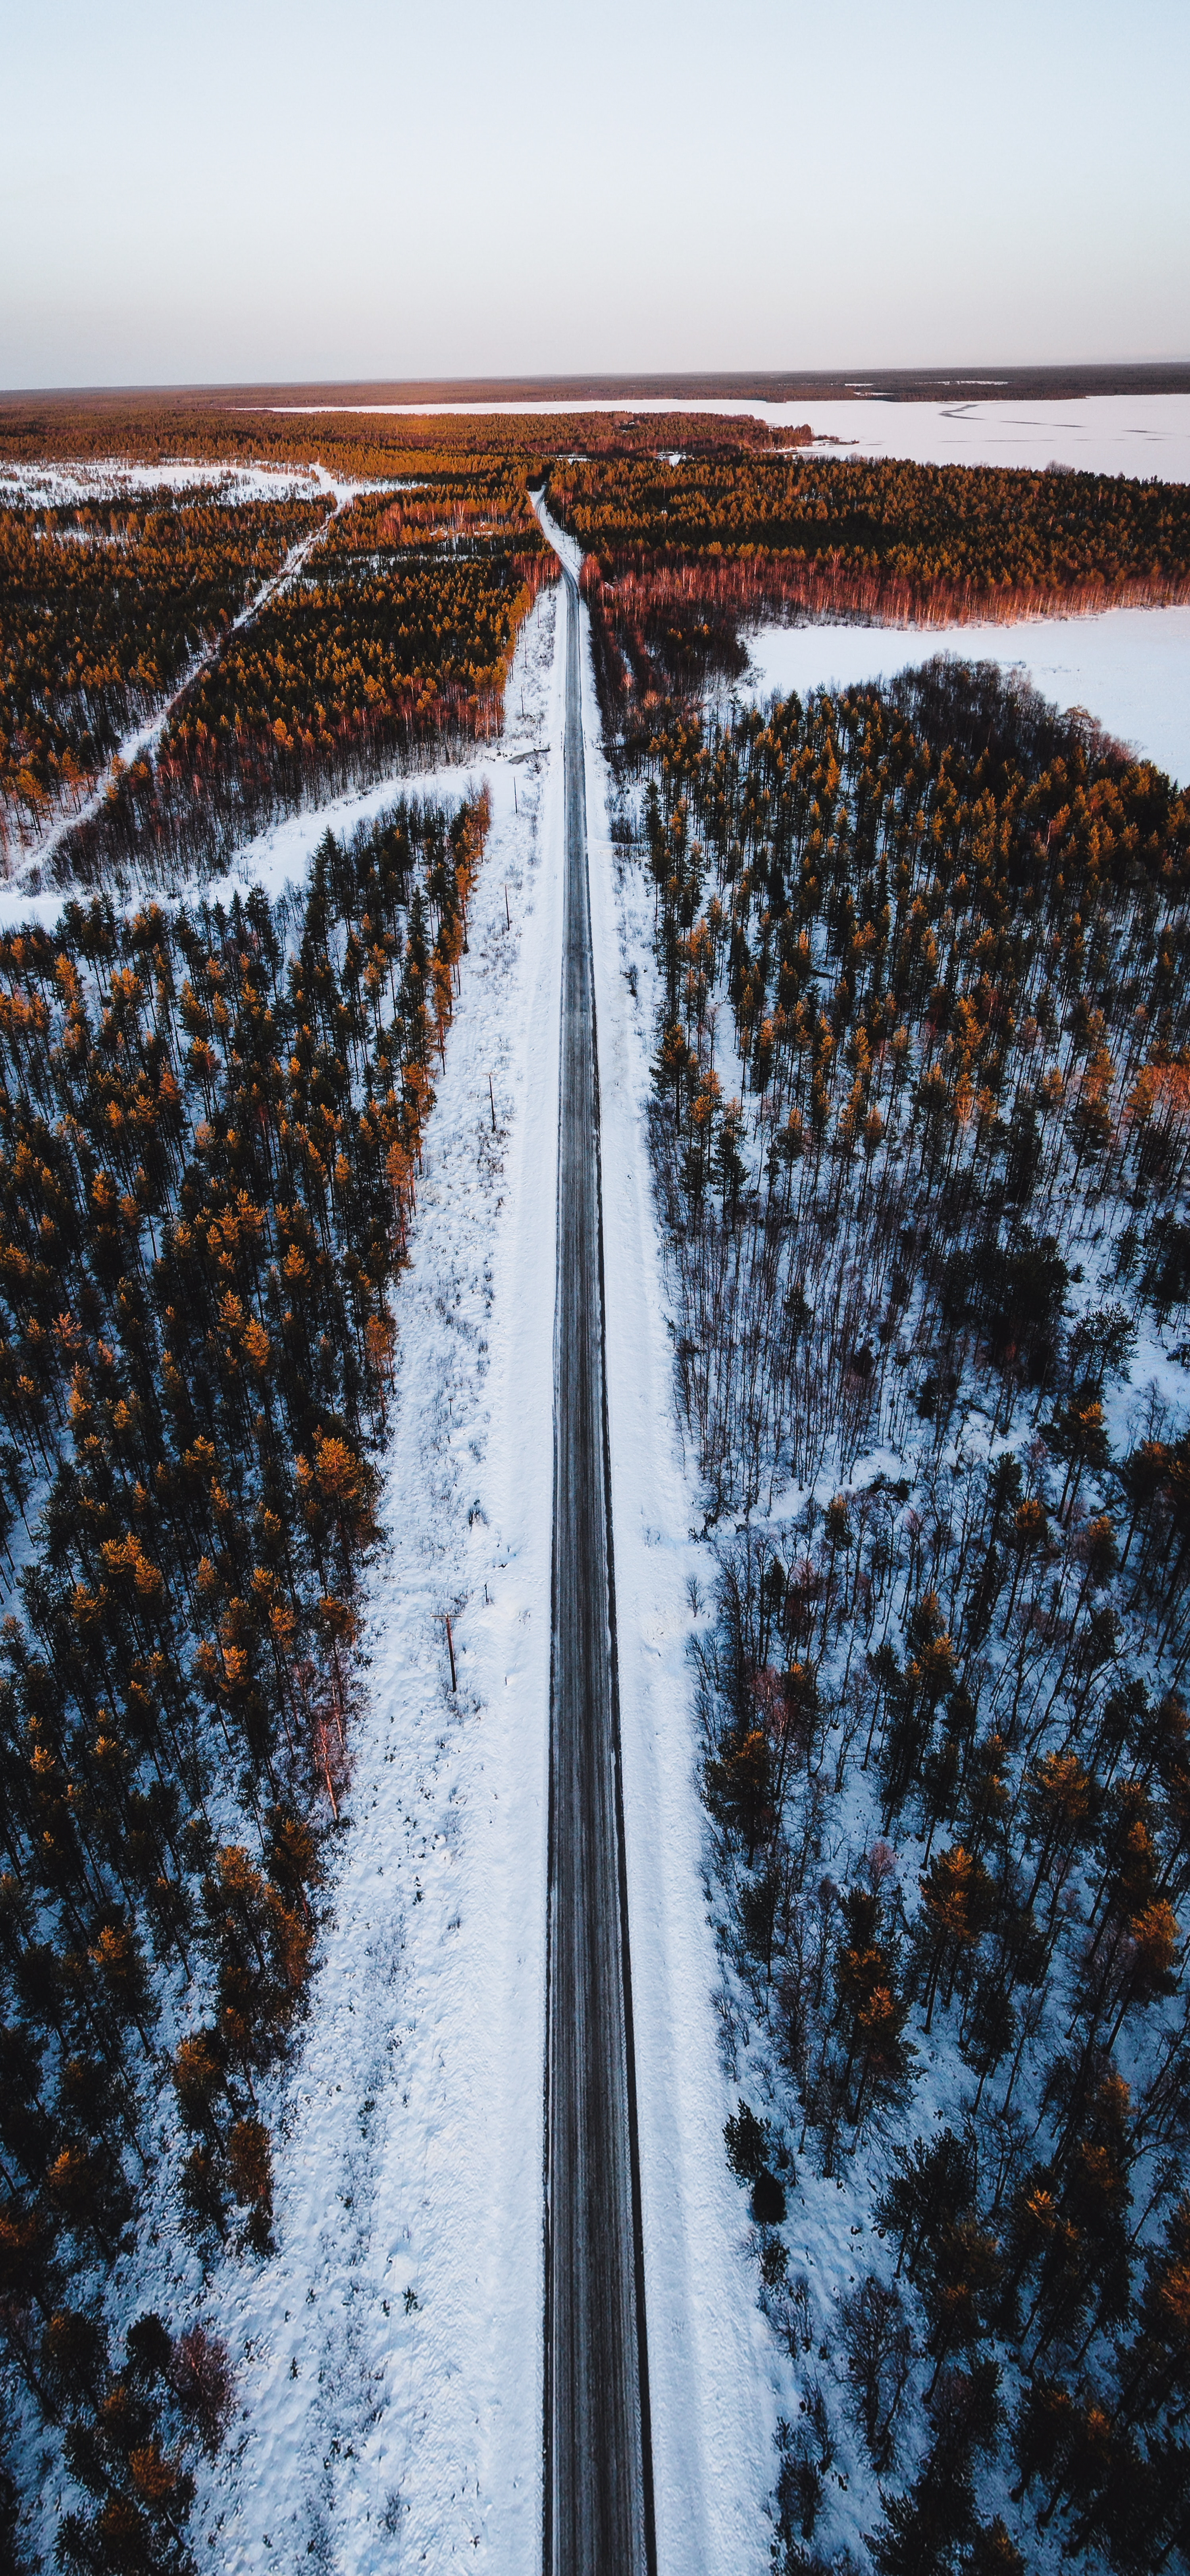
[488,1072,496,1132]
[504,883,511,929]
[443,1613,457,1692]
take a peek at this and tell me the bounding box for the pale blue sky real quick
[3,0,1187,389]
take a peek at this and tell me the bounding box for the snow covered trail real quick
[17,469,355,883]
[0,459,333,508]
[193,582,564,2574]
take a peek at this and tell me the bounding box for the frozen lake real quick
[291,392,1190,484]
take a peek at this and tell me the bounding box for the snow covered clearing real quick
[740,601,1190,786]
[751,392,1190,480]
[276,393,1190,482]
[0,761,537,941]
[0,461,404,509]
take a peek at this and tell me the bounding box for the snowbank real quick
[173,589,561,2572]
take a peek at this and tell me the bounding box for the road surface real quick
[545,566,655,2576]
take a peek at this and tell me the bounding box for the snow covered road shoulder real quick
[580,602,776,2576]
[194,582,564,2574]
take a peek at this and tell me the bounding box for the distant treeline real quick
[0,400,778,484]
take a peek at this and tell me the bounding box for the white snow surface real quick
[275,393,1190,481]
[0,460,402,507]
[741,602,1190,785]
[166,573,773,2572]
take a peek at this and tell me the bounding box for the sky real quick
[3,0,1188,390]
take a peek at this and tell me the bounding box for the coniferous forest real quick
[608,650,1190,2572]
[555,447,1190,642]
[1,463,547,883]
[0,789,487,2568]
[0,492,326,839]
[1,390,1189,2573]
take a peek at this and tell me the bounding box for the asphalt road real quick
[545,570,655,2576]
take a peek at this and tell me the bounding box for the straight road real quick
[545,567,655,2576]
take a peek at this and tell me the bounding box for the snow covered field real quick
[753,392,1190,479]
[740,602,1190,785]
[0,460,364,507]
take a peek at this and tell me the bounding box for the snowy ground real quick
[739,602,1190,785]
[170,587,561,2576]
[0,460,407,508]
[277,393,1190,482]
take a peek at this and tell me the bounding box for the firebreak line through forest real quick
[1,468,553,885]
